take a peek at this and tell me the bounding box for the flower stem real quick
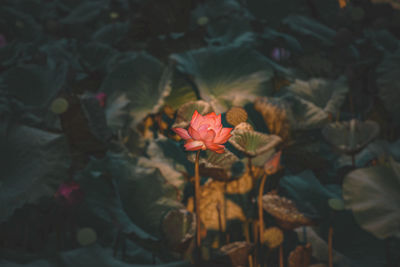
[194,150,201,249]
[328,226,333,267]
[279,243,284,267]
[258,173,267,243]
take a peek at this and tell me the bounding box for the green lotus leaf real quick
[229,130,282,157]
[172,100,213,129]
[138,140,186,191]
[261,28,303,52]
[377,48,400,124]
[0,6,42,41]
[118,158,186,238]
[282,15,336,45]
[164,84,197,111]
[0,63,68,108]
[80,94,113,143]
[78,42,117,72]
[335,140,395,169]
[343,159,400,239]
[92,22,130,45]
[104,93,130,132]
[364,29,399,53]
[100,52,172,126]
[171,46,283,113]
[283,95,330,130]
[188,149,241,180]
[161,209,195,251]
[322,119,380,155]
[60,1,107,24]
[286,75,348,115]
[0,124,70,223]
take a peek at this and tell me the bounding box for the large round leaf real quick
[229,130,282,157]
[100,52,172,126]
[0,124,70,223]
[322,120,380,155]
[0,63,67,108]
[343,159,400,239]
[171,46,284,113]
[286,76,348,115]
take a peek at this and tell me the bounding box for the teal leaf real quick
[171,46,285,113]
[0,124,70,223]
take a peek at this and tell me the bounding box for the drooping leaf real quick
[343,159,400,239]
[171,46,284,113]
[229,130,282,157]
[0,124,70,223]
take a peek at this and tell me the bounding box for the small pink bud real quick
[96,92,107,107]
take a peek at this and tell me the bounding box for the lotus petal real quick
[229,130,282,157]
[343,159,400,239]
[171,46,284,113]
[322,119,380,155]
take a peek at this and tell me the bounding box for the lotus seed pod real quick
[226,107,248,126]
[263,227,284,249]
[234,122,254,132]
[76,227,97,246]
[50,97,69,114]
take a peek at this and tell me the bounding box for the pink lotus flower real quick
[54,181,84,206]
[172,110,233,154]
[96,92,107,107]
